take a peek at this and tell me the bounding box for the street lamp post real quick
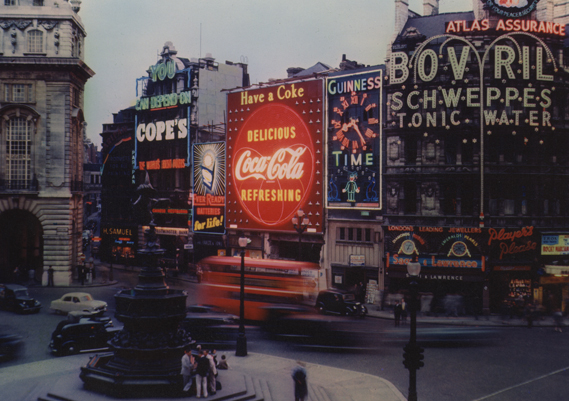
[403,262,424,401]
[291,209,309,261]
[235,235,249,356]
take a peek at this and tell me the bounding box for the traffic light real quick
[403,344,425,370]
[416,346,425,369]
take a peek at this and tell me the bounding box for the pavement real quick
[9,261,562,401]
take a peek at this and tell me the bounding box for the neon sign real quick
[482,0,541,18]
[446,19,565,36]
[226,80,324,232]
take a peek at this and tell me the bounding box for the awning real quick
[544,265,569,276]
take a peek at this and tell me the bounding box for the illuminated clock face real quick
[451,241,468,257]
[330,92,378,154]
[401,239,416,255]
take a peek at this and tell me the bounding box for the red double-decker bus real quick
[196,256,322,321]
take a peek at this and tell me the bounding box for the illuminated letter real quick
[447,46,470,81]
[495,46,515,80]
[136,123,145,142]
[165,120,175,140]
[177,118,188,138]
[390,52,409,85]
[145,123,157,142]
[417,49,438,82]
[536,47,553,81]
[155,121,165,141]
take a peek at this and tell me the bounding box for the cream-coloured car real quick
[50,292,107,316]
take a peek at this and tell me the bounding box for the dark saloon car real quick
[0,331,23,360]
[0,284,41,314]
[50,318,119,355]
[315,289,367,317]
[180,305,239,346]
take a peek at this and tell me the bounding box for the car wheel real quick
[317,304,325,314]
[53,309,63,315]
[64,343,78,355]
[345,308,354,316]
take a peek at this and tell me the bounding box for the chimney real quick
[423,0,439,16]
[394,0,409,37]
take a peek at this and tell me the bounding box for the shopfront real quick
[384,226,486,313]
[538,233,569,313]
[486,227,539,312]
[100,225,137,263]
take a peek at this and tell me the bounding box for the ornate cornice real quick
[0,19,33,30]
[39,20,59,30]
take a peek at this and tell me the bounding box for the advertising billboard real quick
[326,69,382,209]
[226,80,324,233]
[192,142,226,235]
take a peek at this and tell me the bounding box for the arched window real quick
[5,116,32,188]
[27,30,43,53]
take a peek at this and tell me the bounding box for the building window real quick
[5,117,32,186]
[27,30,43,53]
[339,227,345,240]
[365,228,371,242]
[33,0,44,5]
[4,0,18,5]
[4,83,34,103]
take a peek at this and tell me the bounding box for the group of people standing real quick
[181,345,228,397]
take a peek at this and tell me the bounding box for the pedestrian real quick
[13,266,20,283]
[355,281,365,303]
[217,354,229,370]
[525,302,535,328]
[401,298,408,325]
[180,346,195,393]
[47,266,54,287]
[205,349,218,395]
[553,308,563,332]
[291,361,308,401]
[78,264,85,286]
[394,300,402,327]
[195,350,210,398]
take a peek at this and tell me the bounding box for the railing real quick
[0,178,38,192]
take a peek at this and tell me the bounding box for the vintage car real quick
[50,318,119,355]
[0,284,41,314]
[180,305,239,346]
[0,330,23,360]
[315,289,367,317]
[50,292,107,316]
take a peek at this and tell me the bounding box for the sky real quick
[80,0,473,147]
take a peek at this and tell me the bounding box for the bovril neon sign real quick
[389,33,557,131]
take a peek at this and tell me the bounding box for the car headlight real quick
[35,301,41,306]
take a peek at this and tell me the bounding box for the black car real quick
[315,289,367,317]
[0,284,41,314]
[180,305,239,346]
[0,331,23,360]
[50,318,119,355]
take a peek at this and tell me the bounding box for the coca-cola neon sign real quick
[227,80,324,232]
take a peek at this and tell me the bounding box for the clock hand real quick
[349,118,366,145]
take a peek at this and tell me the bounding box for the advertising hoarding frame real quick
[225,79,325,234]
[192,141,226,235]
[325,68,383,210]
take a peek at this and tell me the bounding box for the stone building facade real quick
[0,0,94,285]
